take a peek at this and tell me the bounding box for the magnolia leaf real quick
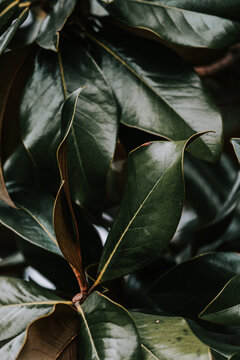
[89,31,222,162]
[0,7,28,55]
[99,0,240,49]
[20,40,118,216]
[231,138,240,164]
[188,319,240,358]
[78,292,142,359]
[199,274,240,325]
[132,312,211,359]
[0,276,71,359]
[0,0,20,35]
[0,182,61,256]
[17,303,78,360]
[0,46,31,208]
[59,39,118,216]
[54,88,86,282]
[95,136,202,285]
[36,0,77,51]
[149,252,240,318]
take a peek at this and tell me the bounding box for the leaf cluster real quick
[0,0,240,359]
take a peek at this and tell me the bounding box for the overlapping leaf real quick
[36,0,77,51]
[78,292,142,359]
[98,0,240,48]
[0,182,61,255]
[0,0,20,35]
[89,31,222,162]
[20,39,118,216]
[54,89,87,287]
[149,252,240,318]
[0,276,71,359]
[132,312,211,359]
[94,137,198,285]
[199,274,240,326]
[0,6,28,55]
[17,303,78,360]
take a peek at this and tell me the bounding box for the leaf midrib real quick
[89,34,211,156]
[0,300,72,308]
[95,150,181,285]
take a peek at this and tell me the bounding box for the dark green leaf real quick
[0,7,28,55]
[60,39,118,216]
[36,0,76,51]
[95,138,193,285]
[89,31,222,162]
[78,292,142,359]
[0,183,61,256]
[132,312,211,359]
[99,0,240,48]
[0,0,20,35]
[20,39,118,216]
[199,274,240,325]
[0,276,71,359]
[188,319,240,358]
[149,252,240,318]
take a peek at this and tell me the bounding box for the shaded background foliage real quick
[1,0,240,359]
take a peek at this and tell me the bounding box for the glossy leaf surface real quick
[60,40,118,216]
[90,32,222,162]
[54,89,86,282]
[0,276,70,358]
[0,7,28,55]
[149,252,240,317]
[0,0,20,35]
[36,0,76,51]
[132,312,211,359]
[0,183,61,256]
[199,274,240,325]
[96,139,188,285]
[99,0,240,48]
[20,40,118,216]
[78,292,142,359]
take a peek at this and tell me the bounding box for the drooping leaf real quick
[231,138,240,164]
[98,0,240,48]
[54,88,87,287]
[132,312,211,359]
[78,292,142,359]
[89,31,222,162]
[17,303,78,360]
[0,276,71,359]
[0,182,61,256]
[0,6,29,55]
[95,137,198,285]
[36,0,77,51]
[148,252,240,318]
[199,274,240,326]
